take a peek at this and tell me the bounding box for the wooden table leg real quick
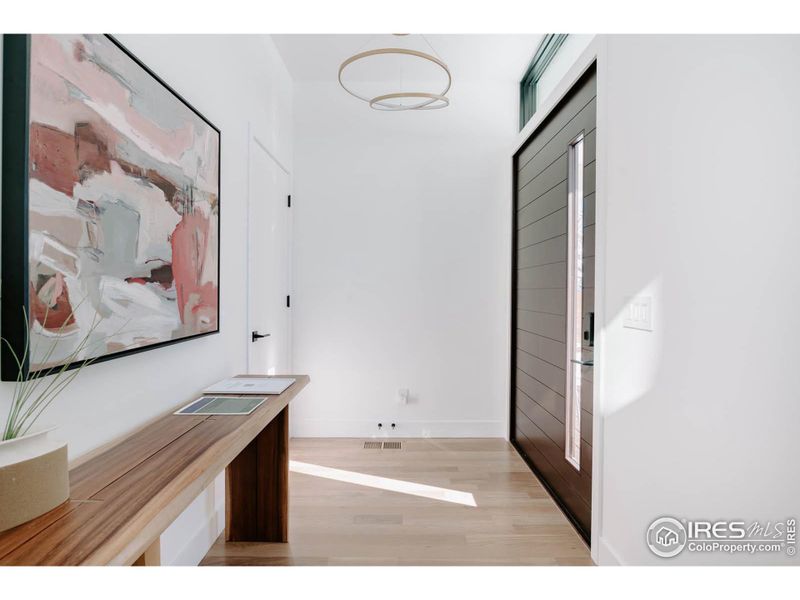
[132,537,161,566]
[225,405,289,542]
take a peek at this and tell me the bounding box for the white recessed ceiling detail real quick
[338,34,451,111]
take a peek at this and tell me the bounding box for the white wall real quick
[290,78,517,437]
[596,35,800,565]
[0,34,293,565]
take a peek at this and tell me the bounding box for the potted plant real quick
[0,307,100,532]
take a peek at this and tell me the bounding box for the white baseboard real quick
[290,419,506,438]
[169,504,224,566]
[596,536,624,566]
[162,474,226,566]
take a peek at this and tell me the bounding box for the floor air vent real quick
[363,441,382,449]
[383,441,402,450]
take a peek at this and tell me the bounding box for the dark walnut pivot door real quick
[511,65,596,541]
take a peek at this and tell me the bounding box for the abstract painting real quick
[1,34,220,379]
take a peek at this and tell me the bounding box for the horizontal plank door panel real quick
[517,235,567,269]
[513,428,592,534]
[516,349,566,396]
[517,69,598,168]
[516,288,567,315]
[516,309,566,343]
[517,207,568,249]
[517,330,566,368]
[516,261,566,290]
[518,180,567,230]
[583,128,597,165]
[516,100,596,190]
[515,408,592,510]
[511,63,596,542]
[518,157,567,210]
[580,409,593,445]
[516,370,566,422]
[584,161,596,196]
[515,406,592,504]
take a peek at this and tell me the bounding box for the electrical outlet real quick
[398,388,409,405]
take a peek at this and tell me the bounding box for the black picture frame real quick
[1,34,222,381]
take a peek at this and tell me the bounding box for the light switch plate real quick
[623,296,653,331]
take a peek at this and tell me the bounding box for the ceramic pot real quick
[0,428,69,532]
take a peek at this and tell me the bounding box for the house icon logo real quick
[646,517,687,558]
[656,527,679,546]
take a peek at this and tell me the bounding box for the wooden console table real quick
[0,374,309,565]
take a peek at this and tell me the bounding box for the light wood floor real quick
[201,438,592,566]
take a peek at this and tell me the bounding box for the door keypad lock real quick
[582,311,594,348]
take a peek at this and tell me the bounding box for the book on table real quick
[175,396,267,415]
[203,377,296,396]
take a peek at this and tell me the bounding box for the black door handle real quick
[251,331,271,342]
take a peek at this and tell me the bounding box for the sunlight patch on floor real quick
[289,460,478,507]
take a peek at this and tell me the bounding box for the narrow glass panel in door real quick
[565,134,584,470]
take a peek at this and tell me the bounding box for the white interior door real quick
[247,135,291,375]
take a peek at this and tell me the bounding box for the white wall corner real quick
[596,536,624,566]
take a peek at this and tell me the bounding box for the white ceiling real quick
[271,34,543,84]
